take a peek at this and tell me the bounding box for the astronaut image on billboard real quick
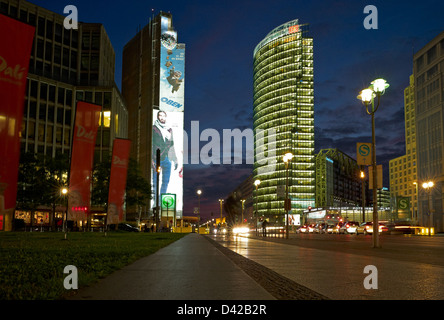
[160,16,185,113]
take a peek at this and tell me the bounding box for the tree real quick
[91,154,111,208]
[223,195,241,228]
[125,158,151,209]
[16,152,69,230]
[16,153,48,229]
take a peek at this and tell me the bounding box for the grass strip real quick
[0,232,186,300]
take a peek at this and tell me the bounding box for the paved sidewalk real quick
[68,233,275,300]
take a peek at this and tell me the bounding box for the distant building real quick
[315,148,365,208]
[253,19,315,225]
[389,75,417,221]
[413,31,444,232]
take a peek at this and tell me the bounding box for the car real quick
[314,223,326,233]
[341,221,359,234]
[307,224,316,233]
[326,224,335,234]
[356,222,372,235]
[332,223,342,234]
[296,225,308,233]
[364,222,389,234]
[117,223,140,232]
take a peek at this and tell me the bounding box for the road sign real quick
[397,197,410,211]
[357,143,372,166]
[161,193,176,210]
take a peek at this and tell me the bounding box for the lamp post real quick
[283,152,293,239]
[240,199,245,225]
[413,181,419,223]
[254,179,261,236]
[61,187,68,239]
[218,199,224,230]
[360,169,366,224]
[357,78,389,248]
[422,181,434,236]
[197,189,202,234]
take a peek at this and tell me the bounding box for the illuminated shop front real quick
[253,19,315,225]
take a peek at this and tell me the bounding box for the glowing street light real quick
[357,78,389,248]
[254,179,261,236]
[283,152,293,239]
[61,187,68,239]
[197,189,202,234]
[422,181,434,236]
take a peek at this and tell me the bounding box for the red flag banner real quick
[0,14,35,231]
[68,101,101,223]
[107,139,131,225]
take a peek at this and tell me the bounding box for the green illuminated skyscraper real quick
[253,19,315,226]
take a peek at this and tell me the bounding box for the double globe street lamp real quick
[357,78,389,249]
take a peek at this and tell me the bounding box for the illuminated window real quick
[99,111,111,127]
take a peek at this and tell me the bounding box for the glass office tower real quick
[253,19,315,226]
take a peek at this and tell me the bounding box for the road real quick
[210,232,444,300]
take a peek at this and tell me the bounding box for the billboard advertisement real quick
[107,139,131,225]
[160,16,185,112]
[68,102,101,223]
[152,110,183,219]
[0,15,34,231]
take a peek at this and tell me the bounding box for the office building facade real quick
[413,31,444,232]
[253,19,315,225]
[1,0,128,228]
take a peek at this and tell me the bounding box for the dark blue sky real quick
[34,0,444,220]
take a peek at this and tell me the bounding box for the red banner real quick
[68,101,101,223]
[107,139,131,225]
[0,14,34,230]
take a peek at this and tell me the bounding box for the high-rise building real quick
[0,0,127,228]
[122,12,184,223]
[389,75,418,221]
[253,20,315,225]
[413,31,444,232]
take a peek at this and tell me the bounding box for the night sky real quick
[33,0,444,221]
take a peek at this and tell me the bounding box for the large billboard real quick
[152,15,184,221]
[152,110,183,219]
[159,16,185,112]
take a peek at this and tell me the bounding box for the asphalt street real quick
[210,232,444,299]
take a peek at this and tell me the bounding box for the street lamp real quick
[283,152,293,239]
[240,199,245,225]
[254,179,261,236]
[360,169,366,223]
[357,78,389,249]
[413,181,419,223]
[218,199,224,230]
[61,187,68,239]
[422,181,434,236]
[197,189,202,234]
